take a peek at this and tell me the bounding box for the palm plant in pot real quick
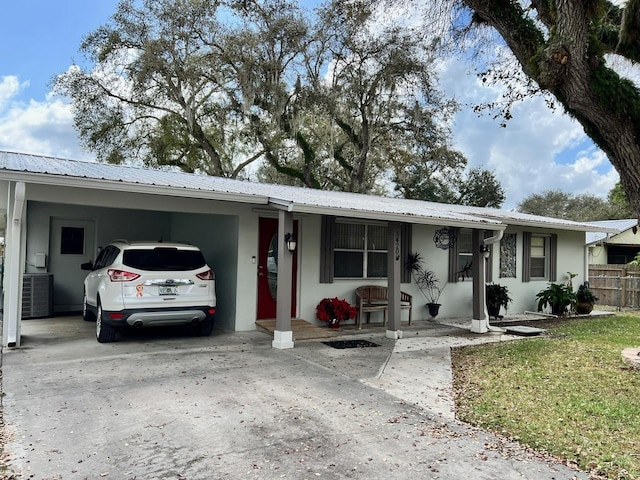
[575,282,598,314]
[536,282,577,316]
[485,283,512,320]
[406,252,446,318]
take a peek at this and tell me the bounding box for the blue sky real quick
[0,1,622,209]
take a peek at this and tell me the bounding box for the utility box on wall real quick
[22,273,53,319]
[33,253,47,268]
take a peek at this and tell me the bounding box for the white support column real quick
[272,209,294,349]
[3,182,26,347]
[386,222,403,339]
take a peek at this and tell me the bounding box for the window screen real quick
[334,223,387,278]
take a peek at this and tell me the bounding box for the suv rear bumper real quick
[100,306,215,328]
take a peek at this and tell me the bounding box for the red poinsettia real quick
[316,297,357,322]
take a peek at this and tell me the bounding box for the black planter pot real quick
[551,303,567,316]
[427,303,441,318]
[487,305,501,319]
[575,301,594,314]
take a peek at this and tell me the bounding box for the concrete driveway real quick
[1,317,587,479]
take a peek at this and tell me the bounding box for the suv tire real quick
[82,293,95,322]
[96,302,117,343]
[195,317,214,337]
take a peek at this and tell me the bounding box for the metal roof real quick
[586,219,638,245]
[0,150,619,233]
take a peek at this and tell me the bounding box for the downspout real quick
[483,229,504,247]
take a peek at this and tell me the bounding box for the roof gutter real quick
[479,214,620,234]
[268,198,294,212]
[285,203,507,230]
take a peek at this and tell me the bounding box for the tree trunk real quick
[463,0,640,215]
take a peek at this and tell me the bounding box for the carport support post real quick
[386,222,403,339]
[470,229,489,333]
[272,209,294,349]
[3,182,26,347]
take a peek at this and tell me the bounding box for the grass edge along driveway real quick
[452,314,640,480]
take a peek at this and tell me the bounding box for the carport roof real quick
[0,150,618,233]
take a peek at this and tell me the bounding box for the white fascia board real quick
[0,171,271,206]
[288,203,506,230]
[493,217,620,233]
[474,211,621,233]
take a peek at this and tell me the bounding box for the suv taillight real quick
[196,269,215,280]
[108,269,141,282]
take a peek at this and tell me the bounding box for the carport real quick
[0,154,278,347]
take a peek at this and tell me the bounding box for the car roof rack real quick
[110,239,130,244]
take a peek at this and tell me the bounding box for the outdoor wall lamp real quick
[285,233,297,252]
[480,244,491,259]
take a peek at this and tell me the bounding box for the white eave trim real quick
[0,170,271,206]
[480,215,620,233]
[286,202,507,230]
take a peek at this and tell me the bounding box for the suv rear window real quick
[123,248,207,271]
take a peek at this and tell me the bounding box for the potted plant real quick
[316,297,357,329]
[535,282,577,316]
[575,282,598,314]
[486,283,512,320]
[406,252,446,318]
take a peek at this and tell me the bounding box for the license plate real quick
[159,286,178,296]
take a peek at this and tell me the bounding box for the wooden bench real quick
[355,285,412,329]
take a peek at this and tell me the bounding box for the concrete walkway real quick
[0,316,588,479]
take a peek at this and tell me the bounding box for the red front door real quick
[257,218,298,319]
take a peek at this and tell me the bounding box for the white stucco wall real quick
[295,223,589,324]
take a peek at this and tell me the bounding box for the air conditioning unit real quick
[22,273,53,319]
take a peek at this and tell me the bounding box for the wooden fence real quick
[588,264,640,309]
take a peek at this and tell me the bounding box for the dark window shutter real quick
[448,227,460,283]
[320,215,335,283]
[522,231,531,282]
[401,223,412,283]
[549,234,558,282]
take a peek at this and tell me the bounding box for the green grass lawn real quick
[452,314,640,480]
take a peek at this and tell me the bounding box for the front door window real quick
[267,234,278,300]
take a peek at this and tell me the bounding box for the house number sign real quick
[394,230,400,261]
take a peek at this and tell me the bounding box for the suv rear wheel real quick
[82,292,95,322]
[194,317,214,336]
[96,301,117,343]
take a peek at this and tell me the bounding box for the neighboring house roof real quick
[586,219,639,245]
[0,150,619,234]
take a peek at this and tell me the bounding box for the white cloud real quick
[439,58,618,209]
[0,76,94,161]
[0,76,27,111]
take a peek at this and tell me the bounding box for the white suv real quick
[81,240,216,343]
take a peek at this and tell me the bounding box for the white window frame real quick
[529,234,550,280]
